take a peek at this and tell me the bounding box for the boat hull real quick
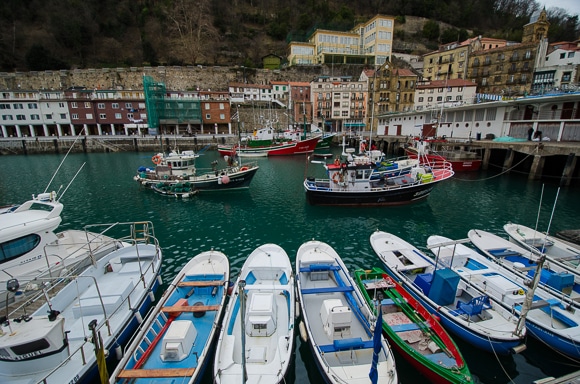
[354,268,472,384]
[304,178,435,206]
[406,150,482,172]
[110,250,229,384]
[218,136,320,157]
[139,165,259,192]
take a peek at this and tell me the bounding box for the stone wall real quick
[0,64,366,92]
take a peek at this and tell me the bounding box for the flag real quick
[369,302,383,384]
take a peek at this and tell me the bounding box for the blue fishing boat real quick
[370,230,525,355]
[431,233,580,362]
[110,249,229,383]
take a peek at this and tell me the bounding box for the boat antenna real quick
[56,162,86,202]
[43,127,86,193]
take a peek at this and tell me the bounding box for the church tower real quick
[522,8,550,44]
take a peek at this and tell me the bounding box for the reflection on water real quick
[1,149,579,383]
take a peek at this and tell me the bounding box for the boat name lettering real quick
[68,374,80,384]
[19,254,42,265]
[413,188,433,198]
[4,350,44,360]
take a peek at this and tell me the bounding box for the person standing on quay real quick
[527,127,534,141]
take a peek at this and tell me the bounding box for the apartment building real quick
[287,14,395,67]
[310,76,368,132]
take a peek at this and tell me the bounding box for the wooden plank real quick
[161,304,220,313]
[117,368,196,378]
[177,280,224,287]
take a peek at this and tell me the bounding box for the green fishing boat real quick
[354,267,472,384]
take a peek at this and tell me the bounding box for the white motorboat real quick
[0,191,123,306]
[0,221,163,384]
[295,239,398,384]
[214,243,295,384]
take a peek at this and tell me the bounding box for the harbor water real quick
[1,148,579,383]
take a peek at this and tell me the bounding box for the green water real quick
[2,149,579,383]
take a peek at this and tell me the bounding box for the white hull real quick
[214,244,295,384]
[295,240,398,384]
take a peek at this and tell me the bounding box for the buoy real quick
[148,291,156,302]
[227,281,234,296]
[157,276,163,286]
[134,311,143,324]
[221,175,230,184]
[295,302,300,319]
[299,321,308,342]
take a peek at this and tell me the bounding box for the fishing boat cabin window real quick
[10,338,51,356]
[0,234,41,263]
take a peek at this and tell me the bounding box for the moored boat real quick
[370,230,524,355]
[110,249,229,384]
[295,239,398,384]
[430,233,580,361]
[214,243,295,384]
[0,221,163,384]
[304,150,453,206]
[504,222,580,272]
[135,151,259,192]
[218,135,320,157]
[404,138,482,172]
[469,229,580,305]
[0,191,124,306]
[354,267,472,384]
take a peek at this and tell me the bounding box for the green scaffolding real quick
[143,75,201,129]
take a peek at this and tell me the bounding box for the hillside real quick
[0,0,577,72]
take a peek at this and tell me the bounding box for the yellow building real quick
[423,37,508,81]
[287,14,395,67]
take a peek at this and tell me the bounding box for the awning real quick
[344,123,366,127]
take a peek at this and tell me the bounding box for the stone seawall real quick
[0,135,237,156]
[0,65,366,92]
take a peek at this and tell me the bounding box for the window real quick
[45,114,53,120]
[112,103,119,109]
[428,97,433,102]
[125,103,133,109]
[205,103,210,110]
[60,113,66,119]
[27,103,38,109]
[14,104,23,109]
[72,114,79,120]
[560,53,566,59]
[418,97,424,102]
[220,114,225,120]
[205,114,211,119]
[2,115,13,120]
[84,102,91,108]
[0,233,41,262]
[31,114,40,120]
[97,103,105,109]
[86,114,93,119]
[71,102,78,108]
[219,103,224,110]
[437,96,443,102]
[99,113,106,119]
[115,113,122,119]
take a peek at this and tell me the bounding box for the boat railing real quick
[34,252,160,384]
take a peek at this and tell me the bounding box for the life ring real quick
[332,173,342,184]
[240,166,249,171]
[151,155,162,165]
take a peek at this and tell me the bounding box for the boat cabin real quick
[160,320,198,362]
[321,299,352,339]
[0,317,68,375]
[246,292,277,337]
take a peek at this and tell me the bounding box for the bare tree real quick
[166,0,219,64]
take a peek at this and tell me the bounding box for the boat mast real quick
[239,280,248,383]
